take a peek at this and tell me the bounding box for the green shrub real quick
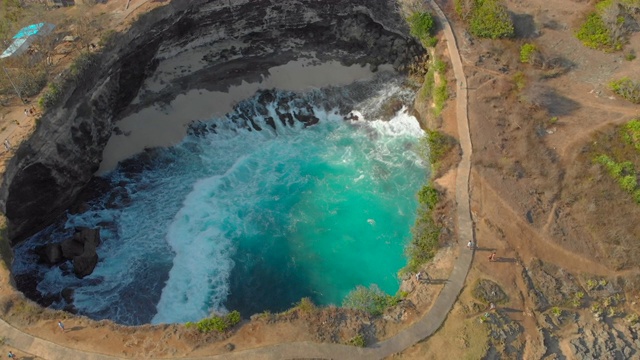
[17,67,48,97]
[469,0,514,39]
[99,29,117,48]
[294,297,317,313]
[594,154,640,203]
[609,77,640,104]
[70,52,98,82]
[347,334,366,347]
[417,185,439,210]
[623,119,640,151]
[38,82,62,110]
[519,43,538,63]
[625,50,636,61]
[513,71,526,91]
[434,77,449,116]
[420,66,436,100]
[408,11,436,44]
[407,207,440,272]
[576,12,616,50]
[433,59,447,73]
[185,310,242,333]
[420,129,455,166]
[342,284,392,316]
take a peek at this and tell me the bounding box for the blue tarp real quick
[1,23,56,59]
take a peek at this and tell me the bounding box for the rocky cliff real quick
[0,0,423,243]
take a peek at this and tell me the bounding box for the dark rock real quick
[35,243,64,265]
[73,252,99,279]
[293,112,319,127]
[61,287,75,303]
[74,227,101,248]
[61,238,84,259]
[225,343,235,352]
[472,279,509,304]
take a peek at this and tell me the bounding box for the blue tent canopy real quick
[2,23,56,59]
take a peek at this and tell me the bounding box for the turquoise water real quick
[12,82,428,325]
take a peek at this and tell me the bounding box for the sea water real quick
[12,78,428,325]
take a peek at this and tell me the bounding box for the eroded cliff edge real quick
[0,0,423,243]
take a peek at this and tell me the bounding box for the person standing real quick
[489,251,496,262]
[7,350,15,359]
[58,320,65,332]
[467,240,474,249]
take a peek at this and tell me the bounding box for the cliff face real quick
[0,0,423,244]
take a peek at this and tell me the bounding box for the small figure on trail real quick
[7,351,15,359]
[489,302,496,311]
[58,320,65,332]
[416,272,422,282]
[489,251,496,262]
[467,240,474,249]
[24,109,28,117]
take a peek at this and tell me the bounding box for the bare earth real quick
[2,0,640,358]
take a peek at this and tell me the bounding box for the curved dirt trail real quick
[0,1,475,359]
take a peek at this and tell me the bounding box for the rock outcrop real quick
[37,227,101,278]
[0,0,423,244]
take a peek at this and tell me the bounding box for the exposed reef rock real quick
[36,227,101,278]
[0,0,424,243]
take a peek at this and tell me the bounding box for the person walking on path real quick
[58,320,65,333]
[7,350,15,359]
[467,240,474,249]
[489,251,496,262]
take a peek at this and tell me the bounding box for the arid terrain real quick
[2,0,640,359]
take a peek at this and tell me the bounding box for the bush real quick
[70,52,98,83]
[185,310,242,333]
[609,77,640,103]
[420,129,455,166]
[434,77,448,116]
[408,11,437,47]
[407,206,440,272]
[294,297,316,313]
[417,185,439,210]
[17,67,48,97]
[576,12,617,50]
[38,82,62,110]
[342,284,393,316]
[347,334,366,347]
[408,12,435,41]
[468,0,515,39]
[623,119,640,151]
[594,154,640,202]
[433,59,447,73]
[513,71,526,91]
[519,43,538,63]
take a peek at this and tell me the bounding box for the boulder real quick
[61,287,75,303]
[74,227,101,248]
[35,243,64,265]
[61,238,84,259]
[73,252,99,279]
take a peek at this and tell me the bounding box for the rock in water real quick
[73,252,99,279]
[35,243,64,265]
